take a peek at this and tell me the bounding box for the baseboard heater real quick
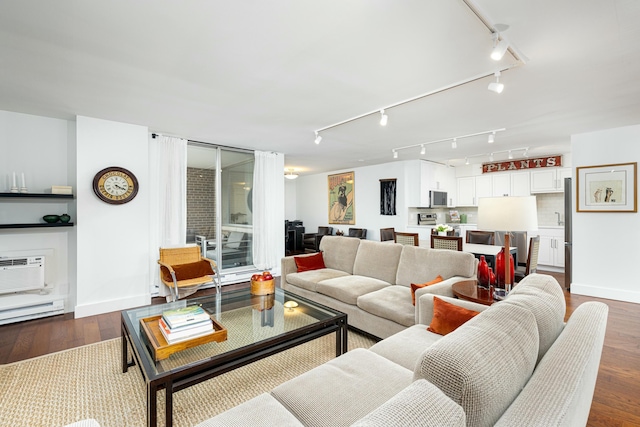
[0,298,65,325]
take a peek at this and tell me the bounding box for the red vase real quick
[477,255,491,289]
[495,247,515,292]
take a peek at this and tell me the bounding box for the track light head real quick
[489,153,494,161]
[452,138,457,149]
[465,157,469,165]
[379,109,388,126]
[488,132,495,143]
[392,150,398,159]
[491,33,509,61]
[420,145,426,155]
[314,131,322,144]
[488,71,504,94]
[508,150,513,159]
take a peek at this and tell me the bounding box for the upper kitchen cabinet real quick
[407,160,456,207]
[530,167,572,193]
[493,171,531,197]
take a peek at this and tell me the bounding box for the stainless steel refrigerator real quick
[564,177,572,290]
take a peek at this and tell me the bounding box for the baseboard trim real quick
[74,293,151,318]
[570,283,640,304]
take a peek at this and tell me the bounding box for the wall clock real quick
[92,166,139,205]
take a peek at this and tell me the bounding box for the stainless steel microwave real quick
[429,190,448,208]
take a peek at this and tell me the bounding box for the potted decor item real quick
[251,271,275,295]
[43,214,60,223]
[435,224,452,236]
[494,248,515,300]
[477,255,491,289]
[59,213,71,223]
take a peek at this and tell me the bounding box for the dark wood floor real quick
[1,273,638,426]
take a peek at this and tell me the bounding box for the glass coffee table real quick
[121,288,347,427]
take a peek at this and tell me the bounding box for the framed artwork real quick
[328,171,355,224]
[576,162,637,212]
[380,179,396,215]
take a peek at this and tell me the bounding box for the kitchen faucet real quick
[555,211,564,226]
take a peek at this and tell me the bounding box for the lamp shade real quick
[477,196,538,231]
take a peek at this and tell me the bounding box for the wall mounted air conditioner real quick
[0,256,45,294]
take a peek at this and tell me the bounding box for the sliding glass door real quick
[186,143,254,272]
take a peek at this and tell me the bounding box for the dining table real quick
[419,240,517,269]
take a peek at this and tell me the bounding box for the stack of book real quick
[159,305,214,344]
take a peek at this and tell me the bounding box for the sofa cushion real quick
[503,273,566,363]
[350,379,466,427]
[357,286,415,327]
[395,246,476,287]
[410,275,443,305]
[319,236,361,274]
[286,268,350,292]
[317,275,390,305]
[369,324,442,370]
[427,296,480,336]
[294,252,325,272]
[352,240,403,284]
[415,303,539,427]
[272,348,413,427]
[195,393,303,427]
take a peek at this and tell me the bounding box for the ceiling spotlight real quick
[420,145,426,155]
[488,132,495,143]
[465,157,469,165]
[314,131,322,144]
[508,150,513,159]
[488,72,504,94]
[524,148,529,157]
[284,169,299,180]
[452,138,457,149]
[489,153,494,161]
[393,150,398,159]
[491,33,509,61]
[379,109,388,126]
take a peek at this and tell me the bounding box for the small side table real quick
[452,280,495,306]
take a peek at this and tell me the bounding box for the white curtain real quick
[148,135,188,297]
[252,151,285,271]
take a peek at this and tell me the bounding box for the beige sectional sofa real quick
[281,235,478,339]
[199,273,608,426]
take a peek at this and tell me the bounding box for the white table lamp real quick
[477,196,538,296]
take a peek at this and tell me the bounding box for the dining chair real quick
[380,227,395,242]
[394,232,419,246]
[303,226,333,252]
[430,235,463,251]
[515,235,540,283]
[348,228,367,239]
[466,230,495,245]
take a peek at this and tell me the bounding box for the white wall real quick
[295,161,412,240]
[75,116,151,317]
[284,178,297,220]
[571,124,640,303]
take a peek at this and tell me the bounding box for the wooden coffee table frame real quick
[121,289,347,427]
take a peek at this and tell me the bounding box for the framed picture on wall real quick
[328,171,355,224]
[576,162,637,212]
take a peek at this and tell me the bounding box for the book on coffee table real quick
[158,317,214,344]
[161,305,210,329]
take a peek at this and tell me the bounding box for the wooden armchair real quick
[158,246,220,302]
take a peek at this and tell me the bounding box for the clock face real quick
[92,167,138,204]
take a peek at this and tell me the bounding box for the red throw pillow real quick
[427,296,480,336]
[294,252,326,272]
[410,275,443,305]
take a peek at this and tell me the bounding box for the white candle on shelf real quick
[21,172,26,188]
[12,172,17,188]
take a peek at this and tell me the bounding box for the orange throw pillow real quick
[427,296,480,336]
[294,252,326,272]
[410,275,444,305]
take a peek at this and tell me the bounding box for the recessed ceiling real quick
[1,0,639,177]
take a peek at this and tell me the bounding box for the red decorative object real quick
[495,247,515,291]
[477,255,491,289]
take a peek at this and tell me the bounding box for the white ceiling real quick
[1,0,639,177]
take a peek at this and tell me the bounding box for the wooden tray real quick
[140,314,227,361]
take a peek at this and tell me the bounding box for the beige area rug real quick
[0,331,376,427]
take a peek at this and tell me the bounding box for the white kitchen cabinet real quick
[456,177,476,206]
[510,171,531,196]
[537,228,565,269]
[491,171,530,197]
[530,167,571,193]
[492,174,510,197]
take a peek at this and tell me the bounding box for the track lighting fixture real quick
[488,132,495,143]
[284,169,299,180]
[420,145,426,155]
[508,150,513,159]
[392,128,506,159]
[488,72,504,94]
[465,157,469,165]
[393,150,398,159]
[452,138,457,149]
[489,153,494,161]
[524,148,529,157]
[314,131,322,144]
[379,109,388,126]
[491,33,509,61]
